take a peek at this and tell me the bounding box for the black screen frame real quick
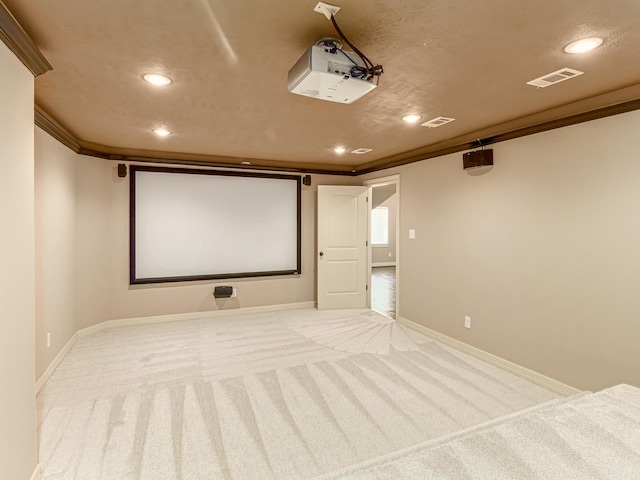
[129,165,302,285]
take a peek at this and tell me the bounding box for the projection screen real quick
[130,166,301,284]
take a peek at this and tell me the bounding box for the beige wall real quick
[72,158,359,327]
[34,94,640,393]
[35,127,78,378]
[75,156,112,329]
[372,194,397,265]
[362,109,640,391]
[34,132,360,375]
[0,43,38,478]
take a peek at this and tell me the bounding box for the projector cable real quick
[329,15,383,82]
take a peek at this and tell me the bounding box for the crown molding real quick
[34,105,352,175]
[34,96,640,177]
[34,104,81,152]
[78,147,353,176]
[0,1,51,76]
[356,87,640,175]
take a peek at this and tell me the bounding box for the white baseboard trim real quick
[36,301,315,393]
[36,332,79,394]
[372,262,396,267]
[397,316,581,397]
[78,301,315,336]
[30,464,41,480]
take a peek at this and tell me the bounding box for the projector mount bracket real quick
[315,36,343,51]
[314,2,340,20]
[312,2,383,82]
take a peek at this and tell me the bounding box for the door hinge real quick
[366,284,368,291]
[366,196,368,202]
[366,240,368,246]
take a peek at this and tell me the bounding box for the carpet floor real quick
[321,384,640,479]
[38,308,561,479]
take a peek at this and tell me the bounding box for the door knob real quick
[319,251,324,257]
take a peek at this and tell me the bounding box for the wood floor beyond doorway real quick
[372,266,396,319]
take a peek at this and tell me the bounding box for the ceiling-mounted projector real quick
[288,42,376,104]
[288,3,383,104]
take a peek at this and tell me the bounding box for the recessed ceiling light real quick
[334,147,346,154]
[564,37,603,54]
[143,73,172,86]
[402,114,422,123]
[153,129,171,136]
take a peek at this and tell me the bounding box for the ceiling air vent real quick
[526,67,584,88]
[421,117,455,128]
[351,148,372,155]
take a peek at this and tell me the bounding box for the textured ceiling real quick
[5,0,640,173]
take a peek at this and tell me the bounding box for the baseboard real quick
[30,464,41,480]
[36,301,315,393]
[372,262,396,267]
[78,301,315,336]
[397,316,581,397]
[36,332,79,394]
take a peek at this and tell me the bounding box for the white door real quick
[317,185,368,309]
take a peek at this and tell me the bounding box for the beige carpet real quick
[38,308,560,479]
[320,384,640,479]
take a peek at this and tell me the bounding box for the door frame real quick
[364,174,400,318]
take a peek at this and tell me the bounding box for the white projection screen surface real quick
[130,166,301,284]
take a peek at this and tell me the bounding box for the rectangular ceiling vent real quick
[526,67,584,88]
[421,117,455,128]
[351,148,372,155]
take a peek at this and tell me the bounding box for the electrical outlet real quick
[464,316,471,329]
[47,332,51,348]
[388,252,392,258]
[231,287,237,298]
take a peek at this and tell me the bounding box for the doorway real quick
[365,175,399,319]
